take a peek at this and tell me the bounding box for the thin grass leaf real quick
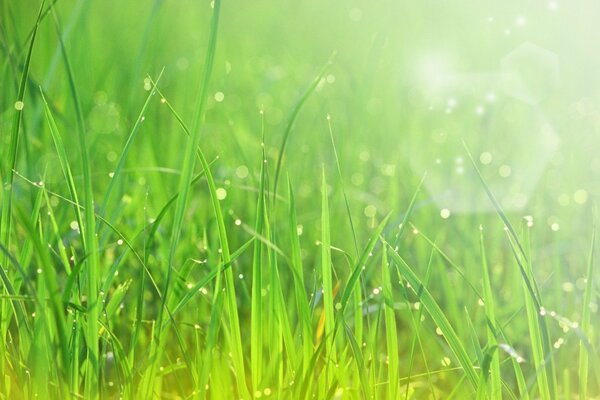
[579,227,595,400]
[320,168,337,375]
[251,121,266,390]
[1,0,46,260]
[464,141,557,399]
[381,245,399,399]
[287,179,314,374]
[479,227,502,400]
[49,9,102,396]
[272,52,336,198]
[385,240,479,389]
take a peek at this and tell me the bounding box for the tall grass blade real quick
[464,141,557,400]
[381,245,399,399]
[386,241,479,389]
[272,53,335,198]
[479,228,502,400]
[578,227,595,400]
[49,7,102,396]
[320,168,337,381]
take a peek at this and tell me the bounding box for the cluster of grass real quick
[1,0,599,399]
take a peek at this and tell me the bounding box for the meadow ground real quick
[1,1,599,398]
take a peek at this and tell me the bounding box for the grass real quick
[1,0,599,399]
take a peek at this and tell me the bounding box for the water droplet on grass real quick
[364,205,377,218]
[499,165,512,177]
[479,151,493,164]
[499,343,526,363]
[561,282,574,292]
[235,165,249,179]
[216,188,227,200]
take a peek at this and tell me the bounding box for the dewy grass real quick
[1,1,599,399]
[479,228,502,400]
[0,1,45,388]
[579,227,596,400]
[45,2,102,396]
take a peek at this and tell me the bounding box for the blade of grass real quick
[578,227,595,400]
[401,248,437,400]
[0,2,45,386]
[381,245,399,399]
[385,240,479,389]
[1,0,45,257]
[13,205,70,393]
[326,114,358,256]
[98,69,165,217]
[141,0,227,397]
[464,141,557,399]
[479,227,502,400]
[272,52,336,198]
[251,116,267,390]
[49,8,101,396]
[320,168,337,380]
[287,179,314,375]
[507,223,554,400]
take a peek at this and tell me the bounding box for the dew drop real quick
[479,152,493,165]
[216,188,227,200]
[499,165,512,178]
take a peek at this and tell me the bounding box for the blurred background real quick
[5,1,598,212]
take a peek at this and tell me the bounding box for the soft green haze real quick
[0,0,598,399]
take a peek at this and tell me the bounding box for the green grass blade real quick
[48,9,102,396]
[386,240,479,390]
[326,114,358,256]
[320,168,337,379]
[287,179,314,374]
[465,141,557,399]
[381,245,399,399]
[579,227,595,400]
[272,53,335,198]
[1,0,46,262]
[479,228,502,400]
[251,120,267,390]
[99,69,165,217]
